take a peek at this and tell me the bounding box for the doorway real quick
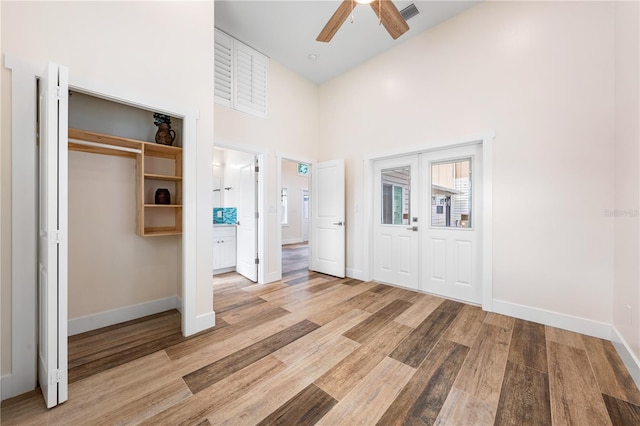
[372,143,484,304]
[280,158,310,276]
[213,147,259,282]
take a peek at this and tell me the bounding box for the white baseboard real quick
[346,268,366,281]
[195,310,216,333]
[492,299,611,340]
[68,296,181,336]
[1,373,14,401]
[611,326,640,389]
[264,271,281,284]
[282,238,303,245]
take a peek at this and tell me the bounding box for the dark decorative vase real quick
[155,188,171,205]
[155,123,176,146]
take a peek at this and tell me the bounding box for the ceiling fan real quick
[317,0,410,43]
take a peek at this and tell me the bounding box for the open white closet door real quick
[38,61,69,408]
[310,159,345,278]
[236,157,258,281]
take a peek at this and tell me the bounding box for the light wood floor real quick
[2,250,640,424]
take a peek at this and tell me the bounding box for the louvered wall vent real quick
[400,3,420,21]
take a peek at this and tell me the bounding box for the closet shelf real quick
[143,228,183,237]
[144,173,182,182]
[68,128,183,237]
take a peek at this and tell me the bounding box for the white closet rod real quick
[68,138,142,155]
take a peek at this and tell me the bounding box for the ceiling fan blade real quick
[369,0,409,40]
[317,0,357,43]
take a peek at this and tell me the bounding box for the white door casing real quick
[236,157,258,281]
[302,189,309,242]
[38,61,69,408]
[422,144,483,304]
[373,155,420,290]
[310,159,346,278]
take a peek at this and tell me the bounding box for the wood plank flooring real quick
[2,247,640,425]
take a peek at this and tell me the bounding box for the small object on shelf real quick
[155,188,171,205]
[153,113,176,146]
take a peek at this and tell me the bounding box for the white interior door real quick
[373,155,420,290]
[422,144,483,304]
[38,61,69,408]
[236,157,258,281]
[310,159,345,278]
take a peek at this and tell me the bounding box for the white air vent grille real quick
[400,3,420,21]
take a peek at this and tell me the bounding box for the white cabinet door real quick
[38,61,69,408]
[213,227,237,272]
[220,235,237,268]
[310,159,345,278]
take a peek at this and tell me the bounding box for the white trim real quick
[67,297,181,336]
[346,268,366,281]
[611,326,640,389]
[213,266,237,275]
[1,374,14,401]
[481,135,494,311]
[493,299,612,339]
[282,238,304,245]
[363,132,494,311]
[195,310,217,332]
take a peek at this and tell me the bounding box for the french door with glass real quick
[373,144,483,304]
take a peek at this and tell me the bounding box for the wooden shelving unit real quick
[68,128,183,237]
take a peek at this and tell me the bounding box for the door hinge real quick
[255,258,260,265]
[255,166,259,173]
[50,369,64,384]
[255,212,259,219]
[56,86,65,100]
[54,231,63,244]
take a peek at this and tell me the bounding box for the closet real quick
[67,91,182,336]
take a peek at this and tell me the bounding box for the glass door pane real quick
[381,166,411,225]
[431,158,472,228]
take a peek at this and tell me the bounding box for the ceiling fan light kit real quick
[317,0,410,43]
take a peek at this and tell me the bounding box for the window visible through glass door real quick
[381,166,411,225]
[431,158,472,228]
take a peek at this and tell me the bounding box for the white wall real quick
[281,159,309,244]
[215,60,319,282]
[319,1,615,325]
[1,0,213,384]
[613,1,640,373]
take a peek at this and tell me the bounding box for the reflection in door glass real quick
[431,158,472,228]
[381,167,410,225]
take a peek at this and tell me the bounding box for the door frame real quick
[276,154,315,281]
[364,133,494,311]
[214,141,266,284]
[3,55,208,399]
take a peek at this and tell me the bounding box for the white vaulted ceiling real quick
[215,1,480,85]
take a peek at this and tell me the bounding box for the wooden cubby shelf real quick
[68,128,183,237]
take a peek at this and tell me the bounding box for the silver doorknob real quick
[406,226,418,231]
[333,221,344,226]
